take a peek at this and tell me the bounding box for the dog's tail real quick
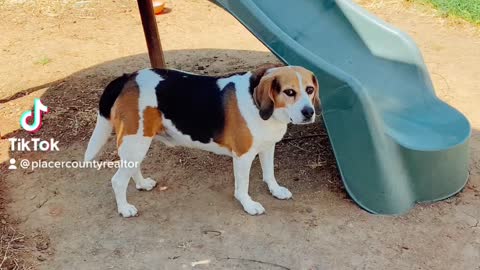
[84,114,112,161]
[84,74,132,161]
[84,73,133,161]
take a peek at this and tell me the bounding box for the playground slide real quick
[213,0,471,214]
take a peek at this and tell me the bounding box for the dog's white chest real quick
[252,123,287,149]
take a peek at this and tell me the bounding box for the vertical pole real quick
[137,0,166,68]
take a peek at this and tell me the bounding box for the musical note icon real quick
[19,98,49,133]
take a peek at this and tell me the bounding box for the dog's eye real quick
[306,86,314,95]
[283,89,296,97]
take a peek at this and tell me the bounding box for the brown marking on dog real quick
[252,65,321,119]
[143,106,164,137]
[311,73,318,89]
[251,63,284,83]
[262,66,319,109]
[311,73,320,107]
[293,66,320,106]
[110,80,140,147]
[215,85,253,156]
[273,91,286,108]
[295,67,320,107]
[254,67,300,117]
[254,74,280,120]
[271,68,300,107]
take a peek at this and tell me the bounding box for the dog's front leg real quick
[233,153,265,215]
[259,144,292,200]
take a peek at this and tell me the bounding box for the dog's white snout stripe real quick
[295,71,303,92]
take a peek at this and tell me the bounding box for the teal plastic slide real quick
[213,0,471,214]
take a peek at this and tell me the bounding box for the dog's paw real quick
[136,178,157,191]
[242,200,265,215]
[270,186,292,200]
[118,203,138,218]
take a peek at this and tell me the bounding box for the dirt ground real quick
[0,0,479,269]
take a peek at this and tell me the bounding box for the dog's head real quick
[251,64,320,124]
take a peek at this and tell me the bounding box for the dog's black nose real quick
[301,107,314,119]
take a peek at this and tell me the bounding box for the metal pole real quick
[137,0,166,68]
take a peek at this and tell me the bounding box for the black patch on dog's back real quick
[153,69,230,144]
[99,73,132,119]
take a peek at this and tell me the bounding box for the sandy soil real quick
[0,0,479,269]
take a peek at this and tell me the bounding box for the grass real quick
[414,0,480,24]
[35,57,52,66]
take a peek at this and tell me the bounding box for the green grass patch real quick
[35,56,52,66]
[414,0,480,24]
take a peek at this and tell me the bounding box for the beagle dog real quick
[84,65,320,217]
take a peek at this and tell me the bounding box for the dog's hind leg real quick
[132,106,162,191]
[133,169,157,191]
[112,135,153,217]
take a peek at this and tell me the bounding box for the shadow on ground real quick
[1,48,342,193]
[1,49,478,270]
[0,49,349,269]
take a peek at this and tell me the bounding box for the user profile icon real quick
[8,158,17,170]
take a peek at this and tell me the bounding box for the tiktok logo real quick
[19,98,49,133]
[11,98,59,152]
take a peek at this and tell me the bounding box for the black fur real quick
[98,69,258,144]
[153,69,232,144]
[249,71,262,96]
[99,73,132,119]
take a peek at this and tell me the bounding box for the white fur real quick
[233,152,265,215]
[133,171,157,191]
[259,144,292,199]
[235,72,288,146]
[217,73,245,91]
[113,135,153,217]
[295,71,304,91]
[136,69,161,137]
[136,69,160,108]
[84,114,112,161]
[229,72,291,214]
[109,69,162,217]
[135,69,163,135]
[159,117,231,156]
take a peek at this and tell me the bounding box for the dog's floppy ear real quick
[312,73,321,108]
[250,63,283,90]
[254,75,280,120]
[250,63,284,120]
